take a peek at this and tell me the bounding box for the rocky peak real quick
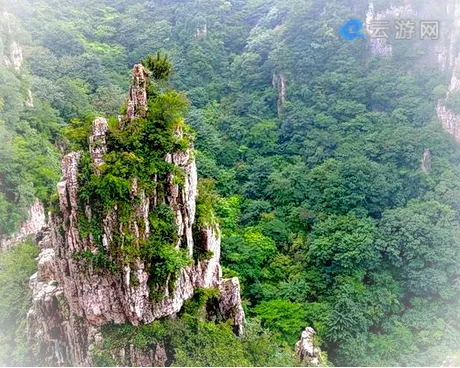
[88,117,108,169]
[126,63,149,122]
[27,61,245,366]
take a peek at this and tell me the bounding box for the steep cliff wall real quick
[27,62,244,366]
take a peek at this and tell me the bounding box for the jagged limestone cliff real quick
[27,60,244,366]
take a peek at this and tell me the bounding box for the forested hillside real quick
[1,0,460,366]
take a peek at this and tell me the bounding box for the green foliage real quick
[92,351,117,367]
[308,214,377,277]
[376,200,460,296]
[0,241,39,366]
[92,85,126,116]
[100,314,251,366]
[62,117,93,151]
[0,118,59,235]
[222,227,277,301]
[72,246,119,275]
[254,299,308,345]
[182,287,220,317]
[146,243,191,295]
[196,178,219,227]
[241,318,301,367]
[99,314,299,367]
[142,52,173,81]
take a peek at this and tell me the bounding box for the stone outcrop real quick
[25,88,34,107]
[439,0,460,73]
[1,11,24,71]
[0,11,42,252]
[1,10,36,110]
[273,73,287,116]
[196,22,208,39]
[27,64,245,366]
[421,148,432,174]
[442,356,458,367]
[126,63,148,123]
[295,327,322,367]
[6,40,23,70]
[0,198,46,251]
[88,117,108,169]
[218,277,245,336]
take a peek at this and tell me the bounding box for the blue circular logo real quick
[340,19,365,40]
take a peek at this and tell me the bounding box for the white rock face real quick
[165,145,197,256]
[1,12,24,71]
[126,63,148,123]
[218,277,245,336]
[442,356,457,367]
[437,101,460,141]
[366,1,417,57]
[0,199,46,251]
[88,117,108,169]
[8,41,23,70]
[25,89,34,107]
[273,73,287,116]
[438,24,460,141]
[296,327,322,366]
[28,64,245,366]
[421,148,432,174]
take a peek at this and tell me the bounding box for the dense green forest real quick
[1,0,460,366]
